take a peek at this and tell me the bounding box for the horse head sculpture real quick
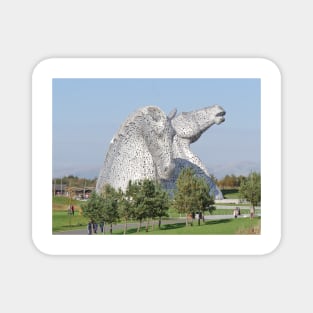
[164,104,226,200]
[96,106,176,193]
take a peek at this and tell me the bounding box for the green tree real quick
[141,180,157,232]
[99,184,119,234]
[239,172,261,218]
[173,168,215,226]
[237,175,247,187]
[126,179,170,232]
[193,178,215,225]
[230,174,237,188]
[117,187,133,235]
[127,180,146,232]
[135,179,158,232]
[82,186,120,234]
[82,191,103,223]
[152,182,170,229]
[173,168,196,226]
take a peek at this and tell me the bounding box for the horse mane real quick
[96,106,173,193]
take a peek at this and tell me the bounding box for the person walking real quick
[250,207,254,219]
[93,222,98,234]
[233,208,238,218]
[100,222,104,233]
[87,221,92,235]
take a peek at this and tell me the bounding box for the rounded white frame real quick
[32,58,281,255]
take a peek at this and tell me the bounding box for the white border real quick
[32,58,281,255]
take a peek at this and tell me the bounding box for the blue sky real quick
[53,78,260,179]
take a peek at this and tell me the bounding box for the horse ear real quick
[167,108,177,120]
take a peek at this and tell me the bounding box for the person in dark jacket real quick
[93,222,98,234]
[87,221,92,235]
[100,222,104,233]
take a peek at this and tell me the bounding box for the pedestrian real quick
[93,222,98,234]
[87,221,92,235]
[100,222,104,233]
[71,205,75,216]
[233,208,238,218]
[237,207,241,216]
[250,207,254,219]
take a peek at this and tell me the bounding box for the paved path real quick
[53,214,259,235]
[215,205,261,210]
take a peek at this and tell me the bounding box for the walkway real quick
[53,213,259,235]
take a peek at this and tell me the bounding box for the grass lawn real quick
[52,196,261,234]
[213,208,261,215]
[167,208,260,217]
[52,196,88,232]
[53,211,90,232]
[221,188,240,199]
[105,217,261,235]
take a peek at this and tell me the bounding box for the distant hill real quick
[53,167,99,180]
[207,161,260,179]
[73,168,99,180]
[54,161,260,181]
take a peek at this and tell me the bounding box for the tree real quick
[140,180,157,232]
[81,191,103,225]
[237,175,247,188]
[117,187,133,235]
[239,172,261,219]
[193,177,215,225]
[125,179,170,232]
[82,185,120,234]
[126,180,146,232]
[99,184,119,234]
[173,167,215,226]
[218,174,242,189]
[153,182,170,229]
[173,168,196,226]
[133,179,158,232]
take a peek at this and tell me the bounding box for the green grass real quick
[52,196,88,231]
[52,210,89,232]
[215,203,250,206]
[110,217,261,235]
[52,208,261,234]
[53,196,82,208]
[213,208,261,215]
[167,208,260,217]
[52,196,261,234]
[221,188,240,199]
